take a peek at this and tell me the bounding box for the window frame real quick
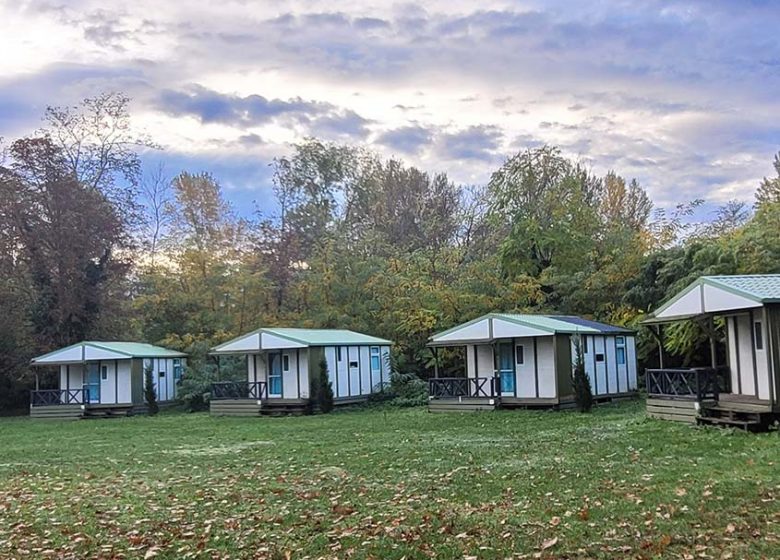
[515,344,525,365]
[755,321,764,351]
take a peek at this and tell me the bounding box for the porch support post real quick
[35,371,39,391]
[433,346,439,378]
[655,325,665,369]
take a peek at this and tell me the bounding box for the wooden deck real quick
[647,393,777,431]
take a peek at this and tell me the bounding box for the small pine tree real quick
[317,358,334,413]
[571,334,593,413]
[144,362,159,416]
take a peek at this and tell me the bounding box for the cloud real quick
[437,125,503,161]
[156,84,370,138]
[376,125,433,154]
[2,0,780,212]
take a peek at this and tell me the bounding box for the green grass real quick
[1,401,779,559]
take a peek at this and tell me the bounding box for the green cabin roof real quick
[262,328,392,346]
[704,275,780,302]
[212,327,392,353]
[32,341,186,363]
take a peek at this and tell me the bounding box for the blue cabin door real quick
[268,353,282,397]
[85,363,101,403]
[498,343,515,395]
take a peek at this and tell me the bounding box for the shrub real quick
[310,358,334,413]
[177,361,217,412]
[571,334,593,412]
[144,362,159,415]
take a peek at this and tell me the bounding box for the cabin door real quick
[498,343,515,396]
[84,363,101,403]
[268,353,283,397]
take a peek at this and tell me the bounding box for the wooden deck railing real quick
[211,381,267,400]
[645,368,723,402]
[30,389,86,407]
[429,377,498,399]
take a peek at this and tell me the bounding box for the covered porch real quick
[643,275,780,430]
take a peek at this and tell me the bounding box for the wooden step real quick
[697,416,763,431]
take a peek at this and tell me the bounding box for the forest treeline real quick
[1,93,779,411]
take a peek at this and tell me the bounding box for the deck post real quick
[433,346,439,378]
[655,325,665,369]
[708,316,717,368]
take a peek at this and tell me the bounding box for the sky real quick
[1,0,779,217]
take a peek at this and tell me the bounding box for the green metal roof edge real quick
[703,276,772,303]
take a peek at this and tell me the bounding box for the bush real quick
[310,358,334,413]
[144,363,159,415]
[571,334,593,412]
[177,362,217,412]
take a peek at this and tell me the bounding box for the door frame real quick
[84,362,101,403]
[268,352,284,397]
[498,342,515,396]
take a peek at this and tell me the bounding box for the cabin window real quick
[337,347,342,361]
[349,361,358,368]
[515,345,525,365]
[282,354,289,371]
[370,347,381,371]
[615,336,626,365]
[755,322,764,350]
[595,353,605,362]
[101,366,108,380]
[173,360,183,383]
[159,371,165,378]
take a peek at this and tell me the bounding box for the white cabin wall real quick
[99,361,117,404]
[753,309,770,401]
[593,336,607,396]
[380,346,391,389]
[324,346,338,394]
[359,346,371,395]
[282,350,298,399]
[346,346,360,396]
[583,336,596,392]
[299,350,310,399]
[605,336,618,394]
[515,337,537,398]
[475,345,494,377]
[736,314,757,396]
[727,317,740,392]
[369,346,382,391]
[627,336,638,391]
[336,346,349,398]
[536,337,556,398]
[117,360,132,403]
[465,345,476,378]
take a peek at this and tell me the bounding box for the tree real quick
[42,92,153,223]
[139,163,172,267]
[2,137,130,349]
[310,358,334,413]
[570,334,593,412]
[144,362,159,415]
[755,152,780,207]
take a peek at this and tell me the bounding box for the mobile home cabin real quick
[428,314,638,412]
[30,342,187,419]
[209,328,392,416]
[644,275,780,430]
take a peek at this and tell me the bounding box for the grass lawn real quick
[1,400,779,559]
